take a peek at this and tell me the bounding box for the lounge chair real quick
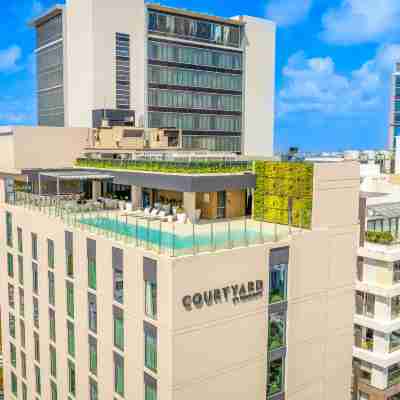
[177,213,187,224]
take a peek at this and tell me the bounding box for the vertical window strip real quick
[116,33,130,110]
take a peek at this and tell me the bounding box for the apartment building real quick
[0,126,358,400]
[29,0,275,156]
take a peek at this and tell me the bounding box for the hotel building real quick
[29,0,276,156]
[0,126,358,400]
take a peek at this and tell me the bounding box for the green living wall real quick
[253,161,314,229]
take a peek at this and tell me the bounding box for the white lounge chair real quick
[177,213,187,224]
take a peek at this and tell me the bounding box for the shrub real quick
[366,231,394,245]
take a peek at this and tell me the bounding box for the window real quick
[88,255,97,290]
[49,308,56,342]
[32,262,39,294]
[89,335,98,375]
[17,227,23,252]
[50,345,57,377]
[21,350,27,378]
[144,324,157,372]
[9,313,16,338]
[11,371,18,396]
[6,211,13,247]
[269,264,288,303]
[8,252,14,277]
[267,357,284,396]
[67,320,75,357]
[32,233,38,261]
[35,365,41,395]
[393,296,400,320]
[65,231,74,277]
[66,281,74,318]
[88,293,97,333]
[19,288,25,317]
[116,33,131,110]
[20,319,26,348]
[48,271,55,306]
[68,361,76,396]
[22,382,27,400]
[48,239,55,269]
[51,380,58,400]
[18,255,24,285]
[10,342,17,367]
[354,324,374,351]
[8,283,15,308]
[114,307,124,350]
[113,248,124,303]
[144,258,157,318]
[358,391,370,400]
[145,375,157,400]
[90,378,98,400]
[355,291,375,318]
[268,312,286,351]
[391,329,400,352]
[33,296,39,328]
[114,353,124,396]
[34,332,40,362]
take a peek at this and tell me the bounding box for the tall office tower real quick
[354,188,400,400]
[0,126,358,400]
[30,0,276,156]
[389,63,400,152]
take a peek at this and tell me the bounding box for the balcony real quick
[7,192,297,257]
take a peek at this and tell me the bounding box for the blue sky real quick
[1,0,399,152]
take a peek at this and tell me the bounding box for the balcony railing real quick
[389,369,400,387]
[7,191,296,257]
[75,157,253,174]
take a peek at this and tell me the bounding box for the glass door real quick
[217,191,226,219]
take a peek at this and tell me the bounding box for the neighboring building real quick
[0,127,358,400]
[29,0,276,156]
[389,63,400,153]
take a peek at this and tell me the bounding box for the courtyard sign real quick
[182,280,264,311]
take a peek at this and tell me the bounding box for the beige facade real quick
[0,161,358,400]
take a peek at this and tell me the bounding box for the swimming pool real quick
[79,217,271,252]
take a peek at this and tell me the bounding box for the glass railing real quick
[75,158,253,174]
[7,192,296,257]
[389,369,400,387]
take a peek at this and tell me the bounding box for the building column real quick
[131,185,142,208]
[183,192,197,222]
[92,180,101,200]
[371,365,388,390]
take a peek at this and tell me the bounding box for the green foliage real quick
[75,158,252,174]
[365,231,394,245]
[253,161,314,229]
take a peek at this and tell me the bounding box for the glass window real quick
[8,253,14,277]
[20,319,25,348]
[33,297,39,328]
[49,308,56,342]
[66,281,74,318]
[88,293,97,333]
[11,371,18,396]
[18,255,24,285]
[88,255,97,290]
[268,312,286,351]
[51,381,58,400]
[145,281,157,319]
[17,227,23,253]
[67,321,75,357]
[50,344,57,378]
[8,283,15,308]
[90,379,98,400]
[89,336,98,375]
[145,381,157,400]
[393,296,400,319]
[35,365,41,395]
[145,329,157,372]
[9,313,16,338]
[354,324,374,351]
[114,307,124,350]
[65,231,74,277]
[34,332,40,362]
[10,342,17,367]
[32,233,38,261]
[22,382,27,400]
[391,329,400,353]
[68,361,76,396]
[267,357,284,396]
[269,263,288,304]
[21,350,27,378]
[389,363,400,387]
[19,288,25,317]
[48,271,55,306]
[48,239,55,269]
[32,262,39,294]
[114,353,124,396]
[6,211,13,247]
[355,291,375,318]
[113,253,124,304]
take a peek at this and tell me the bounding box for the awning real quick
[39,171,114,181]
[368,203,400,219]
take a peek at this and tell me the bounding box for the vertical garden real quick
[253,161,314,229]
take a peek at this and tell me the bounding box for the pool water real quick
[79,217,267,251]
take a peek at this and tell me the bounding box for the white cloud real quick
[265,0,312,27]
[278,44,400,116]
[32,0,44,17]
[0,46,22,73]
[321,0,400,44]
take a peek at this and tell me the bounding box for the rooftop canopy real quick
[39,171,114,181]
[368,202,400,219]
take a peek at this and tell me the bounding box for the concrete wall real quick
[0,133,15,174]
[239,16,275,157]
